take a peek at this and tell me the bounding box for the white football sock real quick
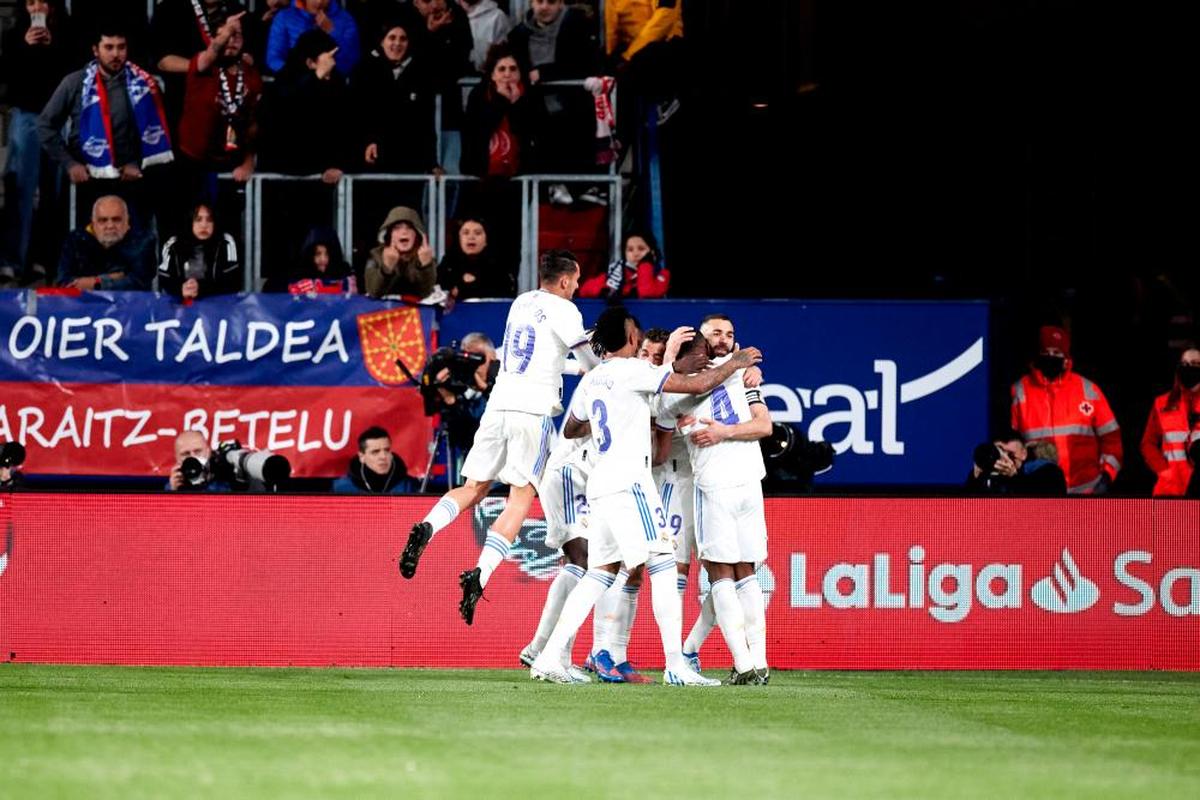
[530,564,584,654]
[736,575,768,670]
[608,582,640,664]
[591,568,629,655]
[711,578,754,674]
[540,570,615,663]
[683,590,715,654]
[421,495,461,536]
[475,531,510,587]
[647,555,688,671]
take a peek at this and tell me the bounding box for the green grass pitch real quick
[1,665,1198,799]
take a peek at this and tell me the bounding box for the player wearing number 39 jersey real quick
[399,251,599,626]
[528,307,763,685]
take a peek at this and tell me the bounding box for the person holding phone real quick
[0,0,77,286]
[362,205,438,300]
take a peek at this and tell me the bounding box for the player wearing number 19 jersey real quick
[528,307,762,685]
[400,251,596,626]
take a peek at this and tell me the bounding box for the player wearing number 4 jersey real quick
[656,315,773,685]
[400,251,598,625]
[528,307,763,685]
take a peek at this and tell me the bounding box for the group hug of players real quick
[397,251,772,686]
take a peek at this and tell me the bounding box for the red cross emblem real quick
[1079,401,1094,416]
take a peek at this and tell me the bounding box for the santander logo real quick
[1031,549,1099,613]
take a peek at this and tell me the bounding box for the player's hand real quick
[689,417,729,447]
[743,365,764,388]
[169,467,185,490]
[731,347,762,368]
[663,325,694,364]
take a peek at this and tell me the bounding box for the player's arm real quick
[564,413,591,439]
[690,397,772,448]
[662,348,761,395]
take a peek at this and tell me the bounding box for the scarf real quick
[585,76,619,166]
[79,60,174,178]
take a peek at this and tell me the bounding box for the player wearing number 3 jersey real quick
[399,251,598,626]
[528,307,763,685]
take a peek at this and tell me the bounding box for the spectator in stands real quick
[38,24,174,231]
[350,17,437,174]
[0,440,26,490]
[1011,325,1123,495]
[410,0,474,173]
[507,0,600,194]
[270,226,356,294]
[332,426,413,494]
[363,206,438,299]
[461,0,510,73]
[57,195,156,290]
[1140,347,1200,497]
[461,44,542,178]
[965,429,1067,496]
[166,430,230,491]
[149,0,250,128]
[605,0,684,127]
[265,0,360,75]
[156,203,241,300]
[438,216,515,305]
[0,0,78,288]
[174,10,263,208]
[257,29,353,182]
[579,230,669,299]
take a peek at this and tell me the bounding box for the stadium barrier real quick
[1,494,1195,670]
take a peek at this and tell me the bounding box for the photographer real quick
[760,423,834,494]
[427,332,499,465]
[966,430,1066,496]
[166,431,231,492]
[332,426,413,494]
[1,442,27,490]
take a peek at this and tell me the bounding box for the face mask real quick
[1036,355,1065,379]
[1178,365,1200,389]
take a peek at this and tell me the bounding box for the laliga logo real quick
[762,338,984,455]
[1030,548,1099,613]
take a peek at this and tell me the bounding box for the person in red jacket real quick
[579,230,670,299]
[1140,348,1200,496]
[1010,325,1123,494]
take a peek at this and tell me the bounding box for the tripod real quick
[419,417,457,493]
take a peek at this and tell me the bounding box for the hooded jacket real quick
[362,206,437,299]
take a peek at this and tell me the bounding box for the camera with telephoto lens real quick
[179,455,211,488]
[973,442,1005,474]
[760,423,834,491]
[416,344,494,416]
[211,440,291,490]
[0,441,26,469]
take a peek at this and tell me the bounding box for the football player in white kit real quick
[528,307,761,685]
[516,381,594,681]
[655,315,773,684]
[399,251,596,625]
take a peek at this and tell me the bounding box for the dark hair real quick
[92,22,128,46]
[297,226,351,281]
[700,313,733,328]
[676,330,707,358]
[592,307,636,356]
[18,0,65,31]
[623,230,660,267]
[284,29,338,76]
[376,16,414,46]
[481,42,522,87]
[358,426,391,451]
[992,428,1023,445]
[642,327,670,344]
[538,249,578,284]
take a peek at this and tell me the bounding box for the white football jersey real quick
[487,289,587,416]
[658,356,766,491]
[545,384,590,473]
[574,357,673,499]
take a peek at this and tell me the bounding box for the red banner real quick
[0,496,1195,669]
[0,381,429,478]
